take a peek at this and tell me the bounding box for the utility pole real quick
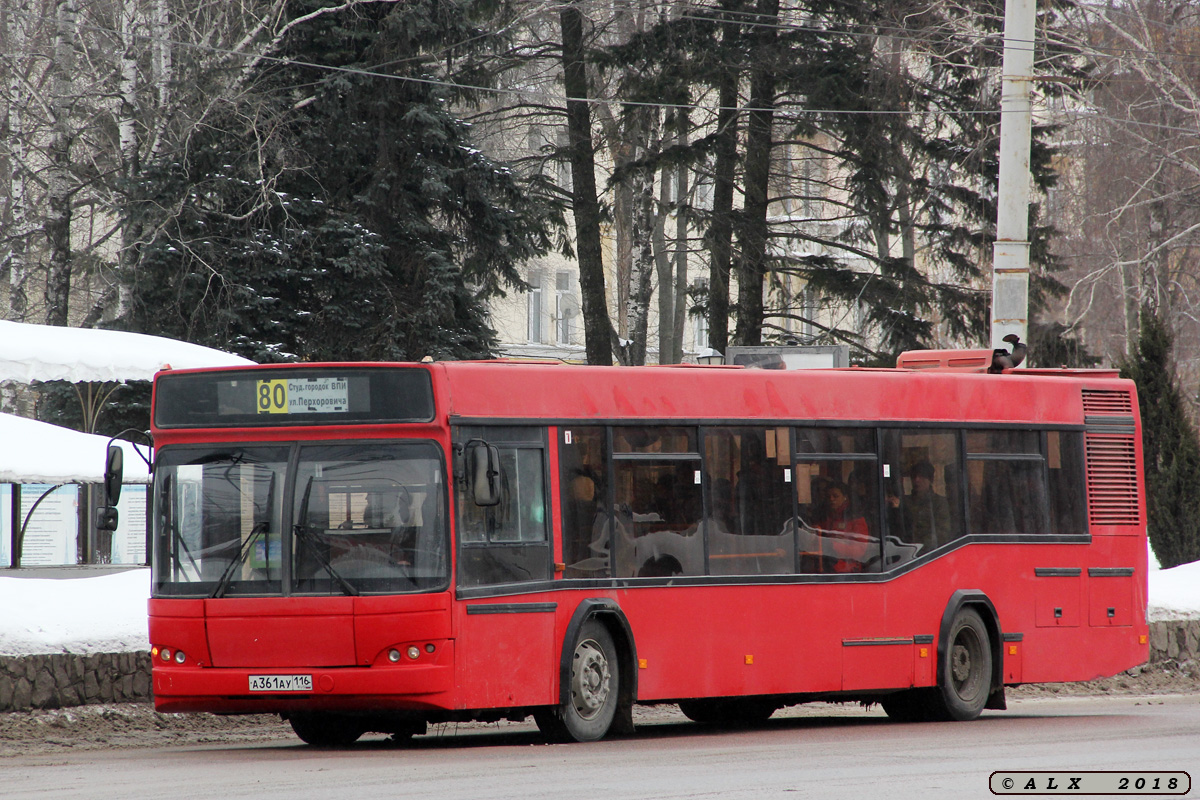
[991,0,1035,350]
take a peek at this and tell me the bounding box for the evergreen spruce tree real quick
[594,0,1076,358]
[120,0,561,362]
[1119,307,1200,568]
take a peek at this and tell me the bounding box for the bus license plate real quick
[249,674,313,692]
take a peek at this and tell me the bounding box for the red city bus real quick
[138,357,1148,745]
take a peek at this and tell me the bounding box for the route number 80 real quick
[257,380,289,414]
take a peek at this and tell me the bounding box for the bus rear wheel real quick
[930,607,992,721]
[535,619,620,742]
[287,712,364,746]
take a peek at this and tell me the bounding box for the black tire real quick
[678,697,776,726]
[536,619,620,742]
[879,688,932,722]
[929,607,993,721]
[287,712,365,746]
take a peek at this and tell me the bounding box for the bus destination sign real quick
[154,367,436,428]
[257,377,350,415]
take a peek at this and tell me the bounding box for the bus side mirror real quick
[469,442,502,507]
[103,445,124,507]
[96,506,119,532]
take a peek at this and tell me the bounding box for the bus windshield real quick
[152,442,448,597]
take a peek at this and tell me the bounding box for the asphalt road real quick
[5,695,1198,800]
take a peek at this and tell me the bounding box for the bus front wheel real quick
[535,619,620,742]
[931,607,992,721]
[287,712,364,746]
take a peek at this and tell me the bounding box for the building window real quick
[555,271,575,345]
[527,271,543,343]
[691,277,709,350]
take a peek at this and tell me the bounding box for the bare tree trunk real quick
[623,108,659,366]
[44,0,78,327]
[3,0,32,322]
[707,1,741,356]
[115,0,142,323]
[560,3,611,365]
[614,176,632,339]
[733,0,779,347]
[672,115,689,363]
[655,117,676,363]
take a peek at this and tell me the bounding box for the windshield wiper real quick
[293,524,359,596]
[210,521,270,598]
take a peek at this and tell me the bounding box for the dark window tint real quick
[796,427,875,455]
[455,427,551,587]
[612,427,696,454]
[1047,431,1087,535]
[965,430,1040,455]
[705,428,795,576]
[966,430,1048,535]
[559,427,610,578]
[881,430,964,557]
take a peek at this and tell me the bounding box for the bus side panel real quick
[453,603,558,709]
[617,585,843,701]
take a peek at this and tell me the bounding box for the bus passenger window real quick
[454,426,551,588]
[793,427,880,574]
[705,428,795,576]
[794,461,880,573]
[881,430,963,560]
[612,427,703,578]
[1047,431,1087,534]
[966,430,1049,535]
[559,428,610,578]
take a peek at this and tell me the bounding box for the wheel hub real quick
[952,645,972,682]
[571,639,611,720]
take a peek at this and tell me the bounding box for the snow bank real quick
[0,570,150,656]
[0,320,253,384]
[0,413,151,484]
[1147,560,1200,622]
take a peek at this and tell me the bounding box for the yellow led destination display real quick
[256,377,350,415]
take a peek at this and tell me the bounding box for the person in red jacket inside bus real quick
[817,481,869,572]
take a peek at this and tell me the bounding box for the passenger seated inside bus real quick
[890,460,951,550]
[813,482,869,573]
[565,473,633,576]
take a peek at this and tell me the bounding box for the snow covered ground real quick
[0,548,1196,657]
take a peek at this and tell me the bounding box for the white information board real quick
[1,484,10,567]
[18,484,78,565]
[111,485,147,565]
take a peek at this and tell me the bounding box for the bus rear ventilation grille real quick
[1084,433,1140,525]
[1081,388,1134,418]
